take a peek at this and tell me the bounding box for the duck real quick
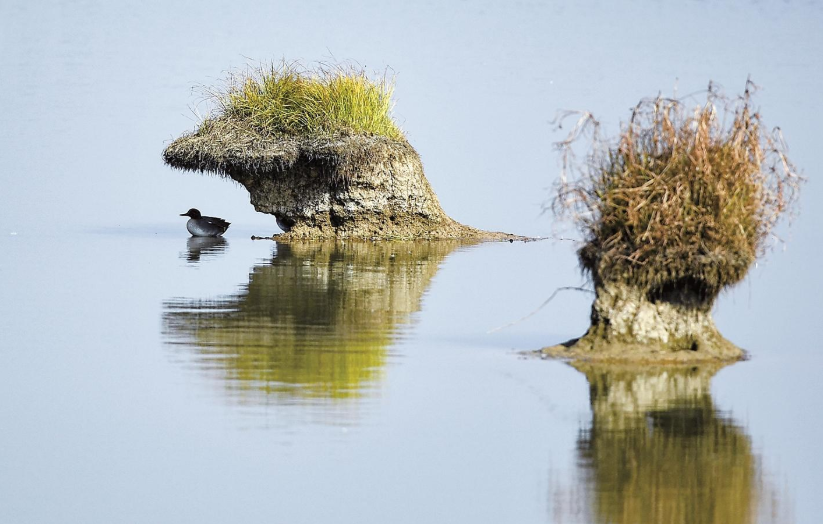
[179,208,230,237]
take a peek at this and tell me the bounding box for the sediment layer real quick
[542,281,745,363]
[164,119,517,240]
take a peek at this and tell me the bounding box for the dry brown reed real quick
[553,80,802,300]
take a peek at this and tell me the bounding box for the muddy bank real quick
[542,85,800,364]
[540,282,745,363]
[164,119,519,240]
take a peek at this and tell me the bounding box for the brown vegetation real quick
[553,80,801,300]
[544,81,801,361]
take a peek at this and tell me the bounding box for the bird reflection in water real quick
[182,236,228,263]
[551,363,790,524]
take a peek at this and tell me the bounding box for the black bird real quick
[179,208,230,237]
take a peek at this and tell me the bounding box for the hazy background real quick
[1,1,821,522]
[3,0,820,355]
[2,0,819,237]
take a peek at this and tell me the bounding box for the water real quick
[2,0,822,522]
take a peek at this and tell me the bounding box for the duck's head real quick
[180,208,202,219]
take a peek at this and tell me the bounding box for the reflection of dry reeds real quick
[580,401,757,524]
[553,80,801,300]
[551,364,789,524]
[578,366,754,524]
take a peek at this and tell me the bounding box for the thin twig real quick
[487,286,594,334]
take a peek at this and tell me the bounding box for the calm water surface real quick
[2,0,823,522]
[0,232,816,523]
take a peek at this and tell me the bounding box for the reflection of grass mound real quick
[163,62,515,240]
[545,81,801,361]
[557,364,784,524]
[163,241,467,401]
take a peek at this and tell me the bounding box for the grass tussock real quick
[553,80,802,299]
[163,60,409,182]
[203,60,404,140]
[163,119,415,184]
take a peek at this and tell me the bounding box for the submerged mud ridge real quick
[541,282,745,363]
[164,120,519,240]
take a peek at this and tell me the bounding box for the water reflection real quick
[554,363,788,524]
[163,241,467,405]
[181,236,228,263]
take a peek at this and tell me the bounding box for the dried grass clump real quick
[208,60,403,140]
[163,60,408,184]
[553,81,801,300]
[163,116,413,184]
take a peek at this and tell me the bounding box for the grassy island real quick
[543,81,801,362]
[164,62,516,240]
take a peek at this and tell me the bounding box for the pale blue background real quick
[1,1,821,522]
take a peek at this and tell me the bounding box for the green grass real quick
[553,80,801,299]
[207,61,404,140]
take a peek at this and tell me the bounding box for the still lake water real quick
[2,0,823,523]
[0,232,818,523]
